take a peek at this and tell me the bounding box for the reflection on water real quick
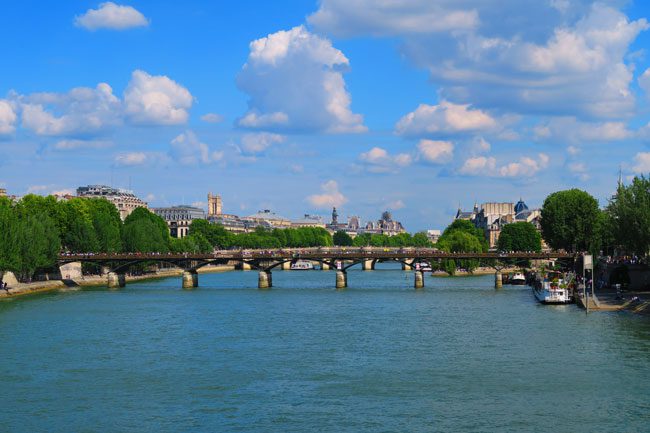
[0,266,649,433]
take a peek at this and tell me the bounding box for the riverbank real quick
[575,288,650,315]
[431,266,520,277]
[0,264,235,299]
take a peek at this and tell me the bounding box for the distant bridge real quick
[58,248,576,290]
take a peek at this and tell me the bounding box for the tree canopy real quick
[540,189,599,252]
[497,222,542,252]
[606,176,650,255]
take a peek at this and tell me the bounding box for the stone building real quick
[292,214,326,228]
[243,209,292,229]
[76,185,148,220]
[208,192,222,216]
[364,210,406,236]
[455,199,542,249]
[152,205,205,238]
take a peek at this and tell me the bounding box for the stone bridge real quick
[58,248,575,290]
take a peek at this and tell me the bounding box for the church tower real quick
[208,192,222,216]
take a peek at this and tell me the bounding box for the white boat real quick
[533,271,574,304]
[509,272,526,285]
[415,262,432,272]
[290,260,314,270]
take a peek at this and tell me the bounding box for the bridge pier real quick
[402,259,415,271]
[182,271,198,289]
[242,262,252,271]
[321,262,330,270]
[495,271,503,289]
[414,270,424,289]
[362,259,374,271]
[107,272,125,289]
[336,270,347,290]
[281,261,291,271]
[258,270,272,289]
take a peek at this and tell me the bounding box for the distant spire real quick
[618,165,623,188]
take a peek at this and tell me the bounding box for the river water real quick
[1,265,649,432]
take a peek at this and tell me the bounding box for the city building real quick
[243,209,292,229]
[292,214,326,228]
[208,192,222,216]
[152,205,205,238]
[454,199,543,249]
[363,211,406,236]
[208,213,248,233]
[76,185,148,220]
[0,188,6,198]
[427,229,442,243]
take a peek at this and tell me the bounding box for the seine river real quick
[1,265,649,432]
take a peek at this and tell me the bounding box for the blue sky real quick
[2,0,650,231]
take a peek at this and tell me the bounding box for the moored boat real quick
[533,271,574,304]
[291,260,314,270]
[509,272,526,285]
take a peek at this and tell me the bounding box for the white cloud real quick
[632,152,650,174]
[534,117,633,142]
[53,139,112,150]
[51,189,74,197]
[317,3,647,120]
[458,153,549,177]
[114,152,148,166]
[568,161,589,181]
[358,146,412,173]
[307,180,348,208]
[386,199,406,210]
[0,100,17,135]
[238,111,289,128]
[21,83,121,136]
[396,100,497,138]
[124,70,193,125]
[169,130,223,165]
[417,139,454,164]
[26,185,49,194]
[567,145,580,155]
[75,2,149,31]
[237,25,365,133]
[458,156,497,176]
[200,113,224,123]
[471,136,491,154]
[308,0,478,37]
[240,132,285,154]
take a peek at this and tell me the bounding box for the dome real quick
[514,199,528,214]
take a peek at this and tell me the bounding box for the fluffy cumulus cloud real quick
[632,152,650,174]
[307,180,348,208]
[20,83,121,136]
[124,70,193,125]
[75,2,149,31]
[459,153,549,177]
[240,132,285,154]
[0,100,17,135]
[237,25,366,133]
[312,1,648,120]
[396,100,497,138]
[113,151,168,167]
[169,131,223,165]
[417,139,454,164]
[308,0,478,37]
[358,147,412,173]
[14,70,192,139]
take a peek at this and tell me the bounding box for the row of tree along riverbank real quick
[1,175,649,285]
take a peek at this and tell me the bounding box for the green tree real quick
[9,213,61,281]
[122,208,170,252]
[333,230,353,246]
[86,198,123,252]
[436,231,483,275]
[497,222,542,252]
[606,176,650,255]
[540,189,599,252]
[411,232,432,247]
[439,219,488,252]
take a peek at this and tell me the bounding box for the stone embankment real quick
[0,264,235,299]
